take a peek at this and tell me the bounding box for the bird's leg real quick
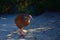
[20,28,26,36]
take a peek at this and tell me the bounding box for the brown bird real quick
[15,14,32,35]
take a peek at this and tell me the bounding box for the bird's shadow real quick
[18,34,26,38]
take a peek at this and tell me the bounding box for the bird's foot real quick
[20,29,28,36]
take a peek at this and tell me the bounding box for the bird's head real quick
[23,14,32,23]
[18,14,32,22]
[24,14,32,20]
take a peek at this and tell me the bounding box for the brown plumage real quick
[15,14,32,35]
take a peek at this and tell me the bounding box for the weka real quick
[15,14,32,35]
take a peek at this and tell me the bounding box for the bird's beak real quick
[30,17,33,20]
[29,15,32,19]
